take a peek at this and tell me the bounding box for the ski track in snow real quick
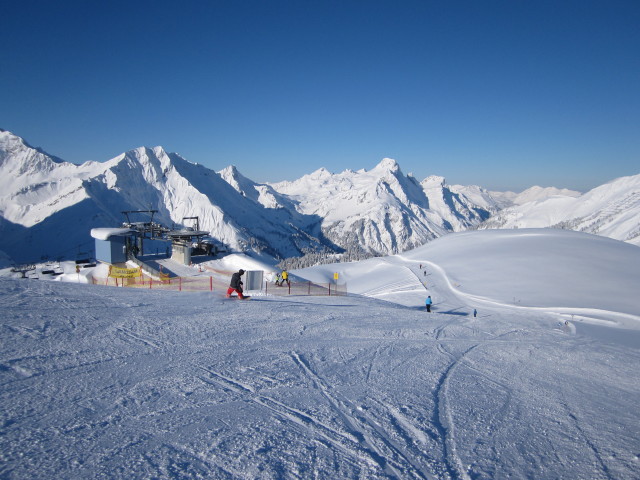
[291,351,437,480]
[197,364,378,474]
[114,326,163,350]
[560,401,614,480]
[432,343,476,480]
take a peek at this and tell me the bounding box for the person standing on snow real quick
[275,273,282,286]
[425,296,432,312]
[281,270,290,286]
[226,269,245,299]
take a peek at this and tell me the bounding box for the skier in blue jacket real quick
[425,296,432,312]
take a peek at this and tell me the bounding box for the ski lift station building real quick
[91,228,136,264]
[91,225,214,266]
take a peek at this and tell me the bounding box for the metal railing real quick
[265,281,347,296]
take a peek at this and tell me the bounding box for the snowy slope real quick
[295,228,640,321]
[481,174,640,245]
[1,229,638,479]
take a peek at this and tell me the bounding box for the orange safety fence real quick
[92,275,347,296]
[94,275,218,292]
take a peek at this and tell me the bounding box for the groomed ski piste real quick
[1,229,639,479]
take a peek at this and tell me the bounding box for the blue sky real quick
[1,0,638,192]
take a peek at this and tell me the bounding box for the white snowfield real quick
[1,229,639,479]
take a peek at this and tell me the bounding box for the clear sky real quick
[1,0,638,192]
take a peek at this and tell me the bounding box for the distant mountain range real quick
[1,129,638,265]
[481,176,640,243]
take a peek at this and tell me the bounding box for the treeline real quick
[277,244,379,270]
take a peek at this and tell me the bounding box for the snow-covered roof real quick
[90,228,135,240]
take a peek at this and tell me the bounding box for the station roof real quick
[166,229,209,239]
[90,228,135,240]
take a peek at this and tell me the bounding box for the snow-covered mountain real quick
[267,159,498,256]
[1,129,638,264]
[0,129,503,264]
[480,174,640,245]
[511,185,581,205]
[489,185,581,207]
[0,131,336,263]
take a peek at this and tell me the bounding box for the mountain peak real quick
[219,165,240,177]
[0,130,68,173]
[373,158,400,173]
[0,131,68,165]
[219,165,255,186]
[307,167,333,180]
[218,164,259,199]
[422,175,446,188]
[152,146,168,157]
[0,129,28,153]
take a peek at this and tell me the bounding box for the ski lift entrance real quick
[166,216,210,265]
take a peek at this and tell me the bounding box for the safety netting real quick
[92,275,347,296]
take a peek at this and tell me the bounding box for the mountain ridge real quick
[1,129,638,264]
[480,174,640,245]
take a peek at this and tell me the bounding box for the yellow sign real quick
[334,272,339,280]
[109,266,141,278]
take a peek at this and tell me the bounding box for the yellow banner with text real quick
[109,266,142,278]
